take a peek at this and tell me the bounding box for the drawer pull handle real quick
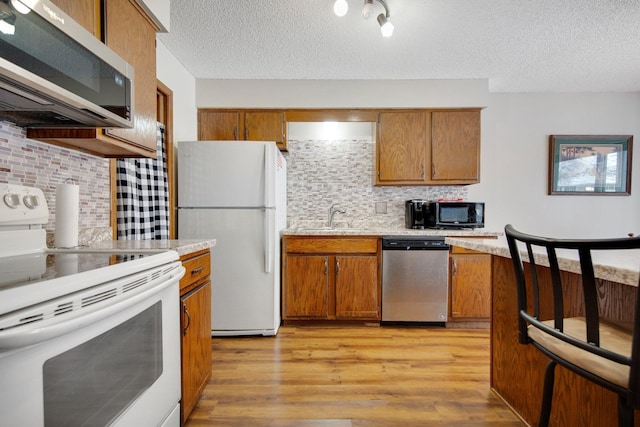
[191,266,205,275]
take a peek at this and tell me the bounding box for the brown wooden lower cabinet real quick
[449,246,491,320]
[179,250,212,424]
[282,237,381,321]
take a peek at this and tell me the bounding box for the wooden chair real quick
[504,224,640,427]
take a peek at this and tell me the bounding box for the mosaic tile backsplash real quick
[284,139,468,229]
[0,122,111,237]
[1,120,468,236]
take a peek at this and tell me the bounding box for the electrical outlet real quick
[375,202,387,214]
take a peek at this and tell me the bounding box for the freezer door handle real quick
[264,208,273,273]
[264,143,275,207]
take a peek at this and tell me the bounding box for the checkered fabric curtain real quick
[115,123,170,240]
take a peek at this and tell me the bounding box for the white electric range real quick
[0,183,185,427]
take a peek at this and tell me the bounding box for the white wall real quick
[196,79,489,109]
[156,40,197,143]
[468,92,640,238]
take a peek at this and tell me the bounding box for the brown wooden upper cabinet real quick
[27,0,159,158]
[376,109,481,185]
[198,109,287,151]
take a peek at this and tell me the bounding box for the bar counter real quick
[446,236,640,427]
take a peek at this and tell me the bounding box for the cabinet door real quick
[244,111,286,148]
[431,111,481,183]
[102,0,157,153]
[335,255,380,319]
[450,254,491,319]
[377,112,428,184]
[198,110,241,140]
[181,281,212,424]
[284,255,330,319]
[52,0,98,35]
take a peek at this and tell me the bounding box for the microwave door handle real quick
[0,269,183,351]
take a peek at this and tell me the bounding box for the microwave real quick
[425,201,485,229]
[0,0,133,128]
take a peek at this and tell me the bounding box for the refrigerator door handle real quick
[264,143,275,207]
[264,208,273,273]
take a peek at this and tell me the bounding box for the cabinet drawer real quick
[285,238,378,254]
[180,253,211,292]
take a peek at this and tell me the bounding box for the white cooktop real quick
[0,184,180,315]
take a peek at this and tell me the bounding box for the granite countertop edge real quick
[84,239,216,257]
[282,228,501,237]
[445,236,640,287]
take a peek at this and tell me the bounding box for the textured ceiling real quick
[157,0,640,92]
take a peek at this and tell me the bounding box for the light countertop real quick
[283,227,500,237]
[83,239,216,258]
[446,236,640,287]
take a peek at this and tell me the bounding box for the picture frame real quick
[548,135,633,195]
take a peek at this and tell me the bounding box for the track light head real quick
[377,13,394,37]
[333,0,348,17]
[361,0,374,19]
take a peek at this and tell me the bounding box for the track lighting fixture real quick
[333,0,394,37]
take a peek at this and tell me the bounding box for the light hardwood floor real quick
[184,325,524,427]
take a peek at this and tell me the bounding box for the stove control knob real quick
[23,195,39,209]
[3,193,21,208]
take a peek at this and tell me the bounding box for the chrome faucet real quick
[328,203,347,228]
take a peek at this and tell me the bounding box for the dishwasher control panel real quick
[382,237,449,250]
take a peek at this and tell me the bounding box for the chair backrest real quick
[504,224,640,395]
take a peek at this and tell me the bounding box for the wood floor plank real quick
[184,325,523,426]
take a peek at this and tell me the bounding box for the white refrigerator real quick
[177,141,286,336]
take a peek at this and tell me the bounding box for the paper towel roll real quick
[54,183,79,248]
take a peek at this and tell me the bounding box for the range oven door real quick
[0,262,183,427]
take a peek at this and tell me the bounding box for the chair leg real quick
[538,360,557,427]
[618,395,634,427]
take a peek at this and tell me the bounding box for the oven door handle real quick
[0,267,184,350]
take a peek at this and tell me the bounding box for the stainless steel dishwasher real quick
[381,236,449,323]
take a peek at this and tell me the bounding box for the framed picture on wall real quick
[548,135,633,195]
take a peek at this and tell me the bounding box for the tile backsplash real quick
[1,120,469,236]
[0,122,111,236]
[284,138,468,229]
